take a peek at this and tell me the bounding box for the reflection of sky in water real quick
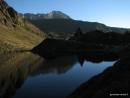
[14,61,115,98]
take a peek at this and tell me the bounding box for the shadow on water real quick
[68,56,130,98]
[0,51,119,98]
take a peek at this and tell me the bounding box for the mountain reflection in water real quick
[0,52,116,98]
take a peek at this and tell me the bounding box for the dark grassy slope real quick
[32,38,122,60]
[27,18,129,39]
[32,29,130,59]
[71,29,130,46]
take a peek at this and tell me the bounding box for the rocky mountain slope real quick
[0,0,46,53]
[23,11,129,39]
[22,11,71,20]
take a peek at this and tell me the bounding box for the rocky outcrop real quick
[68,55,130,98]
[32,38,121,59]
[22,11,71,20]
[0,0,23,27]
[0,0,46,53]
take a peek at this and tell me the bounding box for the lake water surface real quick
[0,52,115,98]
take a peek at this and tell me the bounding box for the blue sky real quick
[5,0,130,28]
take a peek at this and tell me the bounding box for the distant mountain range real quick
[22,11,130,39]
[22,11,71,20]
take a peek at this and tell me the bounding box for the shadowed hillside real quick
[68,55,130,98]
[23,12,130,39]
[70,29,130,46]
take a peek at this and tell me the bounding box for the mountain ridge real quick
[21,11,71,20]
[22,11,130,39]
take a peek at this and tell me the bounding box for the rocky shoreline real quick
[32,38,130,98]
[68,55,130,98]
